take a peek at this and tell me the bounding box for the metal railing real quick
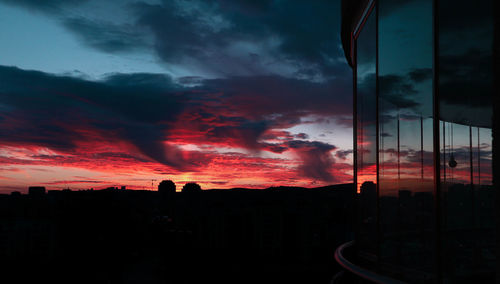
[334,241,407,284]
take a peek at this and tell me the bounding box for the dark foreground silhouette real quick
[1,183,355,284]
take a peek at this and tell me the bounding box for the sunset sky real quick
[0,0,354,193]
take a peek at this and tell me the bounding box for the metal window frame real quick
[432,0,442,282]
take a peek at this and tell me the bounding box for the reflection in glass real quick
[378,0,435,281]
[438,0,494,281]
[440,123,494,282]
[355,8,377,259]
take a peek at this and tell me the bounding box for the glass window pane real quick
[438,0,495,281]
[355,8,377,259]
[378,0,435,281]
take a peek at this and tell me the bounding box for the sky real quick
[0,0,354,193]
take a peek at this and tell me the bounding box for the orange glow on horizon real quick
[0,141,354,193]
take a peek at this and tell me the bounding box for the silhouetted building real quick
[158,180,176,194]
[181,182,202,193]
[0,184,355,284]
[158,180,176,216]
[336,0,498,283]
[28,186,46,196]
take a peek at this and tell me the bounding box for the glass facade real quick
[351,0,495,282]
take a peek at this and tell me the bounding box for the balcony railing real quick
[334,241,407,284]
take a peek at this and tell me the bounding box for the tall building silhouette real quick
[28,186,46,196]
[182,182,202,193]
[158,180,176,194]
[158,180,176,216]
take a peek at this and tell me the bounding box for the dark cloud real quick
[287,140,338,182]
[1,0,346,80]
[131,0,345,78]
[0,65,188,168]
[379,77,420,109]
[237,0,343,77]
[408,68,432,83]
[206,120,269,150]
[377,67,433,111]
[133,1,223,64]
[261,143,288,154]
[335,149,352,160]
[62,17,150,53]
[203,75,352,119]
[0,0,86,12]
[438,48,492,127]
[0,0,151,54]
[294,133,309,139]
[379,74,417,96]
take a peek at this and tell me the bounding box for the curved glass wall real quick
[352,0,495,282]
